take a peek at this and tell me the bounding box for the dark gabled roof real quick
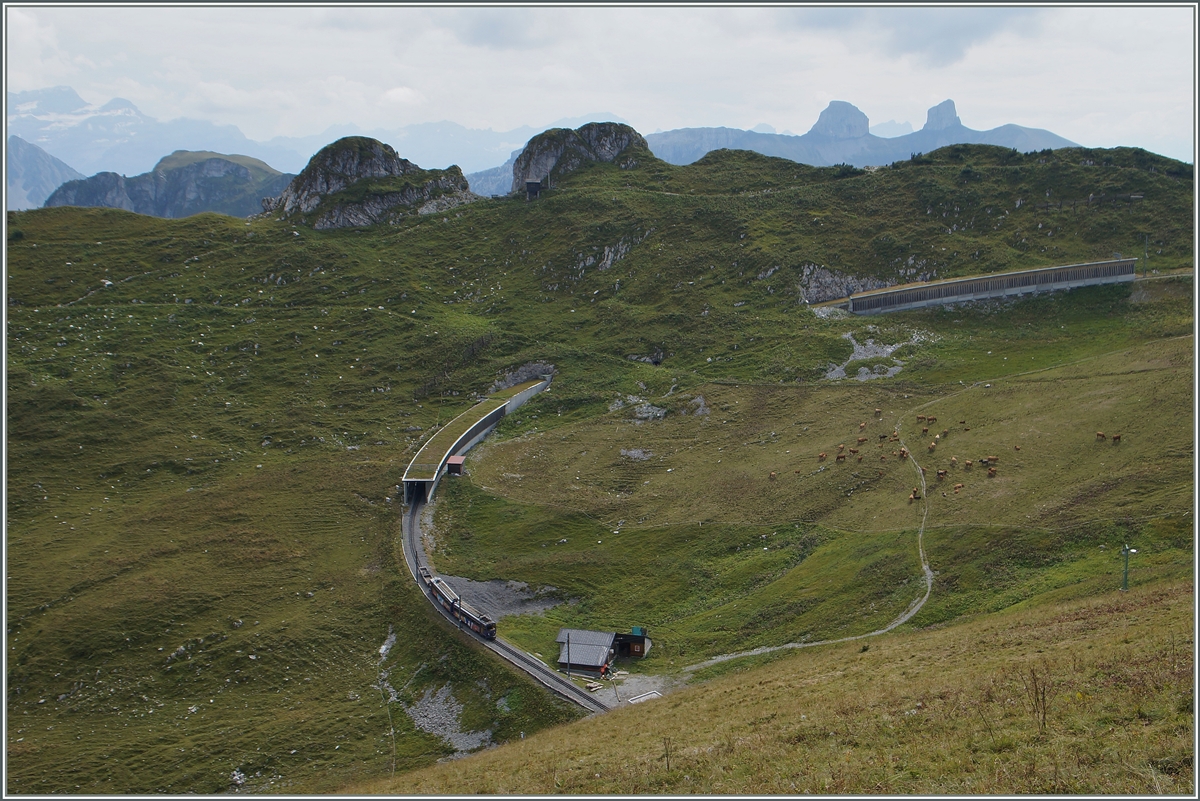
[555,628,615,647]
[557,643,611,668]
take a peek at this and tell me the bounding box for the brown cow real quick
[941,429,949,438]
[818,452,827,461]
[837,443,846,452]
[912,487,921,498]
[922,427,929,434]
[987,456,999,463]
[769,471,777,480]
[875,408,882,416]
[964,459,973,469]
[859,421,867,431]
[849,448,859,454]
[958,420,966,424]
[1112,434,1121,443]
[880,455,887,462]
[899,447,909,458]
[836,453,846,462]
[916,415,926,422]
[1014,445,1021,451]
[964,427,971,431]
[928,441,937,451]
[1096,431,1106,440]
[987,467,997,477]
[936,469,948,480]
[857,455,863,462]
[927,416,937,423]
[953,482,964,492]
[857,437,869,444]
[879,433,889,440]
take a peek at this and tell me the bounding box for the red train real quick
[419,566,497,639]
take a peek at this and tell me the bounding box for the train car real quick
[428,575,496,639]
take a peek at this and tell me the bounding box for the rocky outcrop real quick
[43,151,292,218]
[923,99,962,131]
[795,263,894,304]
[262,136,479,229]
[510,122,647,194]
[808,101,870,140]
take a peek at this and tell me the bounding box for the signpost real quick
[1121,543,1137,591]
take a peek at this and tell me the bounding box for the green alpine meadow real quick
[5,141,1193,794]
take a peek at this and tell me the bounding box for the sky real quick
[5,3,1197,162]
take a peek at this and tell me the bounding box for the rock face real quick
[808,101,870,140]
[924,99,961,131]
[510,123,647,194]
[796,263,894,304]
[43,151,292,218]
[6,135,85,210]
[262,136,479,229]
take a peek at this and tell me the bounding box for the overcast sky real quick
[6,4,1196,161]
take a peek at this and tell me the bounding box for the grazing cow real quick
[838,443,846,451]
[857,455,863,462]
[860,421,867,431]
[1014,445,1021,451]
[1112,434,1121,444]
[920,467,926,475]
[912,487,921,498]
[964,460,973,469]
[922,427,929,434]
[795,469,803,474]
[958,420,966,424]
[1096,431,1106,440]
[987,456,999,463]
[836,453,846,462]
[769,471,777,480]
[880,455,887,462]
[917,415,927,422]
[927,416,937,423]
[857,437,869,444]
[934,434,941,442]
[818,452,827,461]
[875,408,882,416]
[950,456,958,466]
[953,482,964,492]
[908,492,916,503]
[849,448,859,454]
[941,429,949,438]
[928,441,937,451]
[879,433,889,440]
[987,467,997,477]
[964,428,971,432]
[899,447,909,458]
[936,469,948,480]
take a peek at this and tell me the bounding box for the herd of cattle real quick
[783,408,1121,503]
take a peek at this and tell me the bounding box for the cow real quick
[857,437,869,444]
[964,460,972,469]
[879,433,889,440]
[987,467,997,477]
[795,470,803,474]
[964,428,971,432]
[857,455,863,462]
[859,421,867,431]
[950,456,958,466]
[941,429,949,438]
[769,471,777,480]
[928,441,937,451]
[875,408,882,416]
[922,427,929,434]
[880,455,887,462]
[936,469,948,480]
[1096,431,1106,440]
[837,443,845,452]
[848,448,859,454]
[916,415,927,422]
[1112,434,1121,444]
[1014,445,1021,451]
[934,434,941,442]
[818,452,827,461]
[986,456,999,463]
[899,447,909,458]
[958,420,966,424]
[912,487,921,498]
[953,482,964,493]
[836,453,846,462]
[927,416,937,423]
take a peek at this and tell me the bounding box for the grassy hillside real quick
[4,141,1193,793]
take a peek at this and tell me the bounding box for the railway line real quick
[401,500,611,715]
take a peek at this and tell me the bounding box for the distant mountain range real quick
[6,135,84,209]
[643,100,1078,168]
[7,86,1084,213]
[44,151,294,219]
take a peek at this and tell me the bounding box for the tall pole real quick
[1121,544,1136,591]
[566,633,571,679]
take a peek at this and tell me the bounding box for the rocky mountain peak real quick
[923,100,961,131]
[511,122,647,194]
[266,137,420,216]
[808,101,870,140]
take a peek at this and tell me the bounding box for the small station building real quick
[556,627,652,677]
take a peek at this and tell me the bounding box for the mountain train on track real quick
[419,566,497,639]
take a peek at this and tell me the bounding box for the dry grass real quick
[354,581,1194,795]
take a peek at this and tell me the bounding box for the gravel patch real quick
[437,575,563,619]
[405,684,492,754]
